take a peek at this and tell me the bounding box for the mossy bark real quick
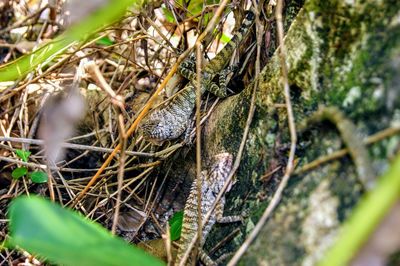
[200,0,400,264]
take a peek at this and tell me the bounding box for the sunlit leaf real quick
[15,149,31,162]
[219,32,231,43]
[96,36,114,46]
[0,0,139,82]
[169,211,183,241]
[161,6,175,24]
[11,167,28,179]
[28,171,48,183]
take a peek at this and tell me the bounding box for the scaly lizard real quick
[139,11,255,144]
[174,152,242,266]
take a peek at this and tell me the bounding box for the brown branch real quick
[229,0,297,263]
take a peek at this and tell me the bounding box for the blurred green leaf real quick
[319,153,400,266]
[11,167,28,179]
[169,211,183,241]
[28,171,48,183]
[0,0,139,82]
[96,36,114,46]
[15,149,31,162]
[187,0,205,17]
[161,0,217,26]
[8,196,164,266]
[219,32,231,43]
[161,5,175,23]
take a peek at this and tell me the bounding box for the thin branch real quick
[179,5,259,265]
[71,0,235,208]
[296,125,400,175]
[0,137,153,157]
[0,4,50,35]
[229,0,297,263]
[71,44,191,207]
[195,41,203,264]
[111,111,127,234]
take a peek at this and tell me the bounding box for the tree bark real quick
[200,0,400,264]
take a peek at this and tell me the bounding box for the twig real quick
[0,155,48,170]
[298,106,375,189]
[209,227,241,255]
[0,156,98,173]
[46,168,55,202]
[0,4,49,35]
[144,17,179,54]
[54,170,77,203]
[0,33,108,103]
[179,5,259,265]
[295,125,400,175]
[195,41,203,264]
[85,61,125,110]
[229,0,297,263]
[0,137,153,157]
[111,110,127,234]
[71,0,237,208]
[163,223,173,265]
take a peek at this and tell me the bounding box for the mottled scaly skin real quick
[174,153,242,266]
[139,11,255,144]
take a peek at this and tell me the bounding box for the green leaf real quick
[187,0,205,17]
[15,149,31,162]
[96,36,114,46]
[319,153,400,266]
[219,33,231,44]
[8,196,164,266]
[12,167,28,179]
[28,171,48,183]
[169,211,183,241]
[0,0,140,82]
[161,5,175,24]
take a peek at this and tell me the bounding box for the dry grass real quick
[0,0,254,264]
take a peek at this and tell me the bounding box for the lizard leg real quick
[199,246,236,266]
[199,204,243,265]
[219,64,238,88]
[214,252,235,265]
[215,201,243,223]
[207,64,238,98]
[199,249,217,266]
[183,118,195,145]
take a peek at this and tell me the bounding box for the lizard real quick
[139,11,255,144]
[174,152,242,266]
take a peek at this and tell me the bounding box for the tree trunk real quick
[199,0,400,264]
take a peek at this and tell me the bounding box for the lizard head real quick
[207,152,234,193]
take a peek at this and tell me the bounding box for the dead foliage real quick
[0,0,259,264]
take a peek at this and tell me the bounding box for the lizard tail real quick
[205,10,255,73]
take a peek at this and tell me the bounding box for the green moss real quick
[388,250,400,266]
[200,0,400,264]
